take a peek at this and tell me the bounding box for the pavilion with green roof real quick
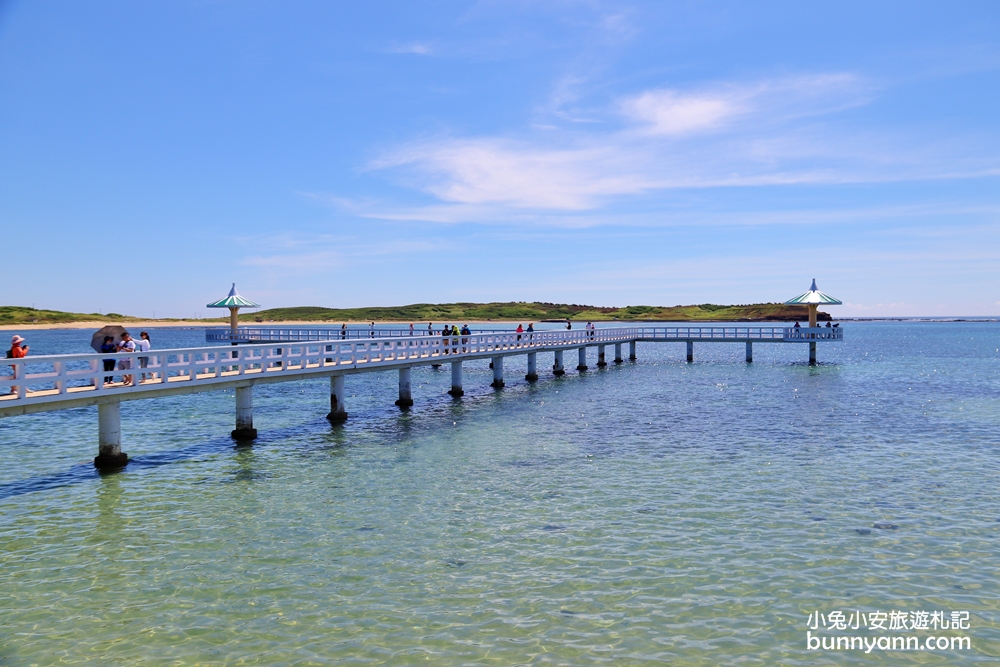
[207,283,259,339]
[784,278,841,328]
[784,278,841,363]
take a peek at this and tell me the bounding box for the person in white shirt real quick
[137,331,152,381]
[117,332,137,386]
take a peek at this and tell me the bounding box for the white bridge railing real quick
[205,327,460,342]
[0,326,842,410]
[208,325,844,343]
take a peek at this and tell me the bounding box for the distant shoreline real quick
[2,316,997,332]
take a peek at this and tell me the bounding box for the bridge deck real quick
[1,326,842,417]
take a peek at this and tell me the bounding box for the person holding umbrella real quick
[100,336,117,385]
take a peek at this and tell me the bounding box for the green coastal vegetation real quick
[242,302,827,322]
[0,306,145,325]
[1,302,828,325]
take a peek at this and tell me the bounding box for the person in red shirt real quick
[8,335,28,395]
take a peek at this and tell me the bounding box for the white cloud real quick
[621,89,743,135]
[620,74,868,136]
[372,138,657,209]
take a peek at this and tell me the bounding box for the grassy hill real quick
[243,302,828,323]
[1,301,831,325]
[0,306,145,325]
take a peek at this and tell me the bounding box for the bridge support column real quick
[686,342,694,363]
[491,356,505,388]
[614,343,623,364]
[597,345,607,367]
[809,342,817,365]
[232,385,257,440]
[577,347,588,371]
[629,341,637,361]
[449,361,464,396]
[95,400,128,470]
[746,342,753,363]
[395,367,414,407]
[327,375,348,423]
[553,350,565,376]
[526,352,538,381]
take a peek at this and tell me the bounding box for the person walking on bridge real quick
[7,335,28,395]
[117,332,136,386]
[461,324,471,351]
[369,322,375,338]
[137,331,152,381]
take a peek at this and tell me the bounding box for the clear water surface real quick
[1,322,998,665]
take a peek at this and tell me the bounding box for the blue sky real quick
[2,1,999,317]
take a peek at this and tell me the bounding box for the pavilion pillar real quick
[491,356,505,388]
[809,342,817,365]
[525,352,538,381]
[232,385,257,440]
[395,367,414,407]
[597,345,607,367]
[808,304,818,328]
[94,399,128,470]
[746,342,753,363]
[577,347,588,371]
[614,343,623,364]
[553,350,565,376]
[686,341,694,363]
[327,375,348,423]
[449,361,464,396]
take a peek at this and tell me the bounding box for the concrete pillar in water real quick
[327,375,348,423]
[449,361,464,396]
[614,343,623,364]
[686,341,694,363]
[553,350,565,376]
[809,342,817,365]
[746,341,753,363]
[95,399,128,470]
[629,341,637,361]
[232,385,257,440]
[525,352,538,381]
[577,347,588,371]
[597,345,607,367]
[491,356,505,388]
[395,367,414,407]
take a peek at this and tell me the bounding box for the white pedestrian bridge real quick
[0,325,842,469]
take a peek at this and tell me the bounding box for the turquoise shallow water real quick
[1,322,999,665]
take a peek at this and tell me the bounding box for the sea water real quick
[0,322,998,665]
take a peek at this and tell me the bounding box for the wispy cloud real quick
[358,71,1000,222]
[385,41,433,55]
[238,233,454,274]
